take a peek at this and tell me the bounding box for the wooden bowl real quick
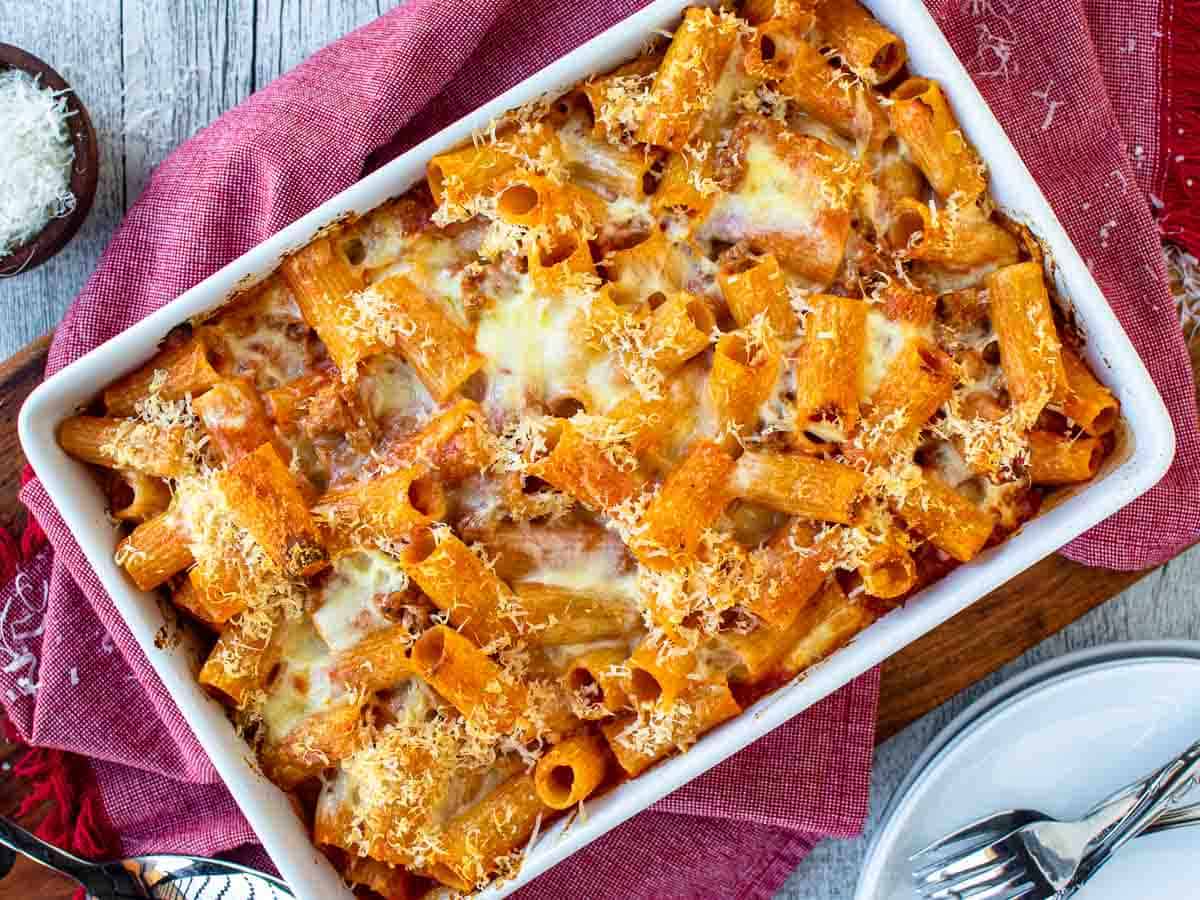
[0,44,99,277]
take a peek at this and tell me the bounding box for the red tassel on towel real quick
[1159,0,1200,257]
[2,717,119,900]
[0,470,111,898]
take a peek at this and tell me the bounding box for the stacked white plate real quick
[856,641,1200,899]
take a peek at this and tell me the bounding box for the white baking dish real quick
[18,1,1175,896]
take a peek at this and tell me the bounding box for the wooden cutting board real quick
[0,331,1188,896]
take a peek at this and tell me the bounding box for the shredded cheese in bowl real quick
[0,68,76,256]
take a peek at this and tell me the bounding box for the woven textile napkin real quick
[4,0,1198,897]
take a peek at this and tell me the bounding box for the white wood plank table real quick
[0,4,1196,899]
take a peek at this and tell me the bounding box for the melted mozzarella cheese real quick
[522,548,638,602]
[706,137,819,237]
[312,550,411,653]
[357,353,435,427]
[862,309,933,398]
[257,620,337,742]
[212,285,315,389]
[373,232,473,324]
[475,276,627,415]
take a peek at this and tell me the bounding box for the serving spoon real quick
[0,816,293,899]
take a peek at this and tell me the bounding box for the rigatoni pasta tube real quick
[986,262,1068,417]
[628,636,697,708]
[528,227,598,297]
[186,550,262,626]
[815,0,906,85]
[895,470,995,562]
[341,857,414,900]
[261,702,363,789]
[280,236,372,379]
[197,611,281,708]
[534,732,609,809]
[193,378,279,465]
[602,391,684,460]
[578,54,659,142]
[59,416,188,478]
[383,397,491,480]
[888,77,985,200]
[365,275,486,402]
[746,518,830,626]
[748,23,885,148]
[217,443,328,578]
[1027,431,1103,485]
[530,421,642,514]
[430,772,549,892]
[494,171,558,227]
[400,526,523,644]
[260,373,324,427]
[793,293,867,435]
[411,625,527,734]
[564,647,630,717]
[879,281,937,327]
[331,624,415,693]
[717,251,797,335]
[652,151,718,218]
[638,440,735,566]
[857,539,917,599]
[853,339,955,463]
[604,227,683,306]
[602,680,741,777]
[427,123,560,212]
[115,510,194,590]
[636,7,738,150]
[176,568,246,626]
[731,450,864,524]
[314,467,442,552]
[109,471,171,523]
[742,0,816,28]
[725,597,826,684]
[708,330,782,450]
[103,335,220,416]
[888,197,1019,271]
[644,292,717,374]
[1061,347,1119,436]
[512,582,639,645]
[781,578,878,676]
[865,150,926,241]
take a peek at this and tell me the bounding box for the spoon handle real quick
[0,817,96,887]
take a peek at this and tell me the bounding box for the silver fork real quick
[915,772,1200,862]
[0,816,293,899]
[911,738,1200,900]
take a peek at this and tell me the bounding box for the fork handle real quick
[1097,740,1200,853]
[1071,739,1200,891]
[0,817,96,887]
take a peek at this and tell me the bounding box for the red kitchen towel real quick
[4,1,1199,899]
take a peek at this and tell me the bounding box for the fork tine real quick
[911,832,1010,880]
[909,812,1028,862]
[917,855,1026,900]
[957,872,1040,900]
[912,835,1010,885]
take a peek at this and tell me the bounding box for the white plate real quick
[856,642,1200,899]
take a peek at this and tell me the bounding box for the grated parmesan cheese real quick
[0,70,76,256]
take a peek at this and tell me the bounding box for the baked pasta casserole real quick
[59,0,1121,895]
